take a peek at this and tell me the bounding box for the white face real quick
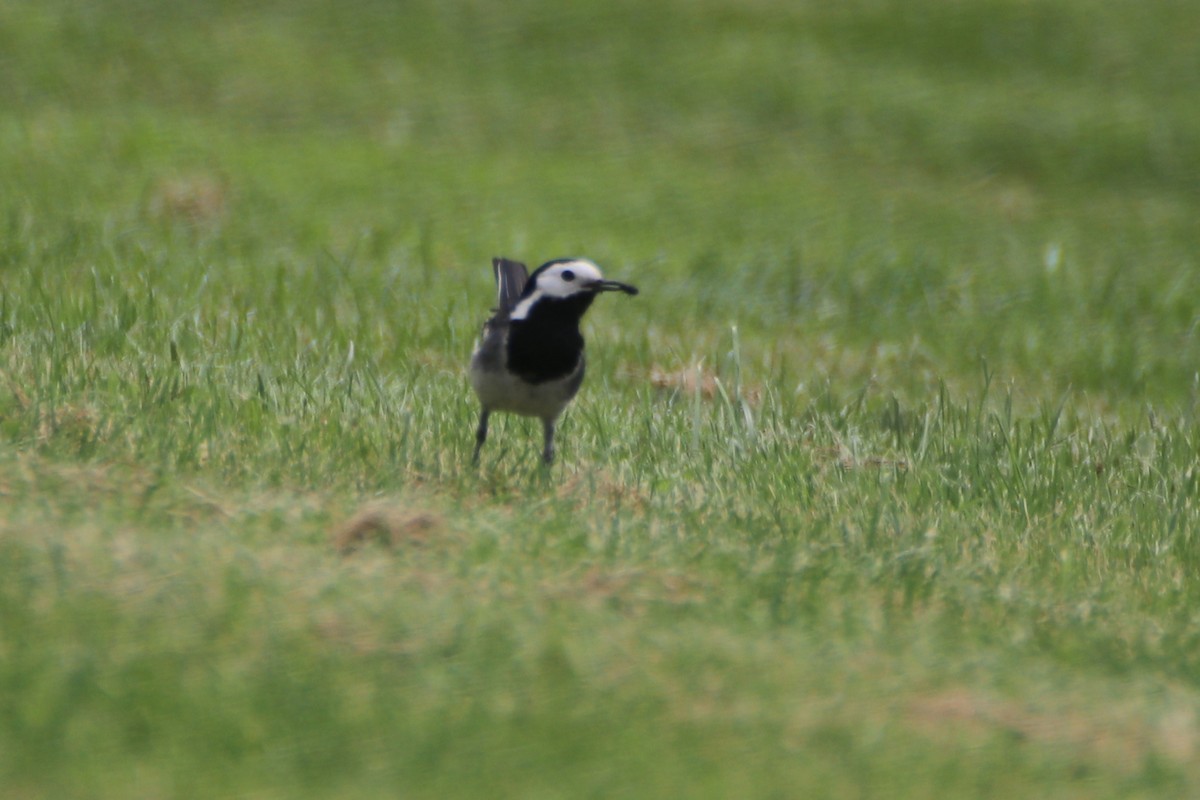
[510,259,603,319]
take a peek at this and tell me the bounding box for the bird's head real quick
[509,258,638,320]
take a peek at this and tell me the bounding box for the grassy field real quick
[3,0,1200,796]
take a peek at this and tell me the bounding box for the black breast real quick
[506,294,594,383]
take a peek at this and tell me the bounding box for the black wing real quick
[492,257,529,313]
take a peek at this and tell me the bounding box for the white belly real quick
[469,361,578,421]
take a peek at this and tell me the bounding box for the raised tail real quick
[492,257,529,313]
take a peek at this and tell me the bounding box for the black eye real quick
[561,270,576,282]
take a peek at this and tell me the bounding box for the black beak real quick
[589,279,639,296]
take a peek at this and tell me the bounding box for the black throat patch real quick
[505,293,594,383]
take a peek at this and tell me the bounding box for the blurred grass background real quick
[2,0,1200,797]
[5,0,1199,405]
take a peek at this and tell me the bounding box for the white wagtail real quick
[469,256,638,464]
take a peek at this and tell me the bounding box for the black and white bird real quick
[469,256,638,464]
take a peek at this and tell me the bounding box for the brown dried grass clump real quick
[906,688,1198,770]
[332,503,443,554]
[646,363,762,405]
[649,364,720,399]
[147,173,228,224]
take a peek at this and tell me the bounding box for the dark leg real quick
[472,409,490,464]
[541,418,556,465]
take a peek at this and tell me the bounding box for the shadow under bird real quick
[469,256,638,464]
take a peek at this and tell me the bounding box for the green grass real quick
[2,0,1200,796]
